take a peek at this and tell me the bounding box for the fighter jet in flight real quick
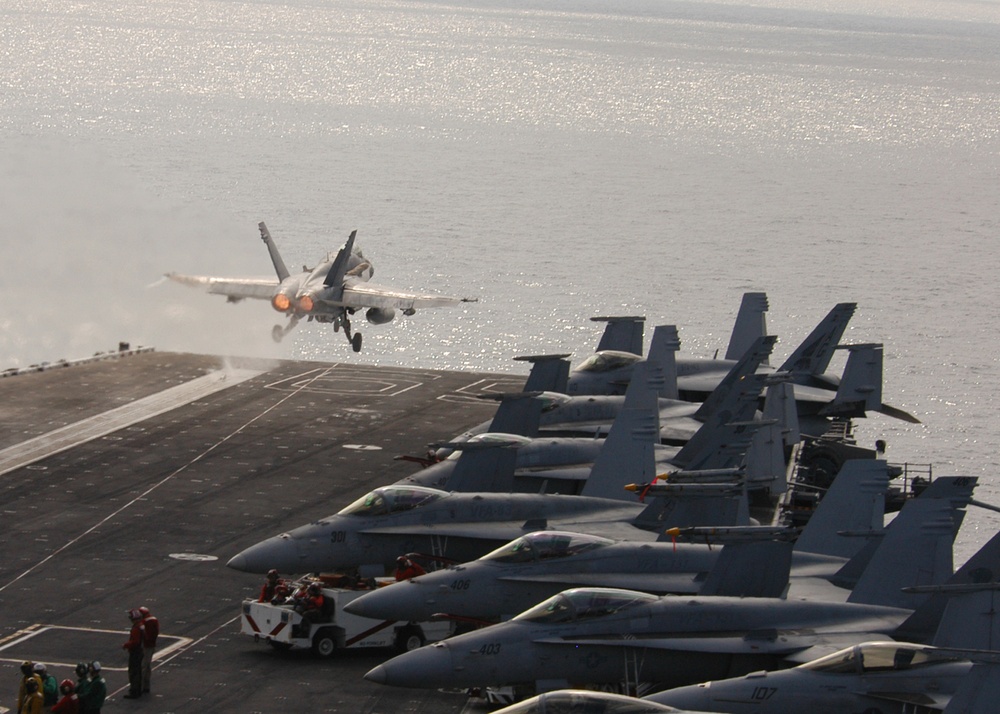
[166,222,476,351]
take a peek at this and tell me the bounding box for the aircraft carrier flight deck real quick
[0,349,521,713]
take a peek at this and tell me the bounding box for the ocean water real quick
[2,0,999,560]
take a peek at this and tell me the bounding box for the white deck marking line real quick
[0,367,334,594]
[0,368,263,477]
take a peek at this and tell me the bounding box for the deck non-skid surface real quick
[0,351,521,713]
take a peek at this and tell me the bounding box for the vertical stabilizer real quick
[793,459,889,558]
[592,316,645,355]
[778,302,856,376]
[942,660,1000,714]
[820,343,883,418]
[847,498,956,609]
[321,230,358,295]
[694,335,776,422]
[444,442,518,492]
[895,529,1000,643]
[763,379,800,449]
[645,325,680,399]
[487,393,544,437]
[258,222,291,282]
[931,587,1000,650]
[517,355,571,393]
[582,363,659,501]
[724,292,769,362]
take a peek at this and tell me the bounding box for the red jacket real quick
[142,615,159,648]
[51,693,80,714]
[123,621,144,652]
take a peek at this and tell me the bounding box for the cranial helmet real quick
[60,680,75,694]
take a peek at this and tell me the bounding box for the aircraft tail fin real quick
[724,292,769,362]
[443,441,519,492]
[516,355,571,393]
[694,335,776,423]
[846,498,956,609]
[942,659,1000,714]
[486,393,544,437]
[322,229,358,293]
[699,540,791,598]
[793,459,889,559]
[581,362,659,501]
[832,476,977,589]
[931,587,1000,650]
[819,343,883,419]
[592,316,645,355]
[645,325,680,399]
[663,336,776,476]
[258,222,291,282]
[778,302,856,377]
[895,528,1000,643]
[763,379,800,450]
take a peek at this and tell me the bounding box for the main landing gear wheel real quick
[351,332,363,353]
[272,325,284,343]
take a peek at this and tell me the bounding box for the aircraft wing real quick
[358,522,526,541]
[165,273,279,301]
[497,572,703,595]
[321,279,475,310]
[534,631,891,658]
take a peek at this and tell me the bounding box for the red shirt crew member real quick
[139,606,159,694]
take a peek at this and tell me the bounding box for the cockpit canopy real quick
[481,531,614,564]
[443,432,533,460]
[574,351,642,374]
[799,642,965,674]
[337,485,446,517]
[496,690,683,713]
[515,588,657,624]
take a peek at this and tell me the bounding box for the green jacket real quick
[80,676,106,713]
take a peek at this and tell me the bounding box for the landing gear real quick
[272,316,300,343]
[338,312,363,353]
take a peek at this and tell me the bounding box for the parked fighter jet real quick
[648,587,1000,714]
[566,304,918,430]
[166,222,476,351]
[403,337,779,495]
[226,484,662,575]
[226,400,787,577]
[363,527,1000,694]
[342,472,973,623]
[493,690,703,714]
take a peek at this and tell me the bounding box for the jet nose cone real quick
[343,583,418,620]
[226,553,249,571]
[364,664,388,685]
[226,535,300,573]
[364,642,453,688]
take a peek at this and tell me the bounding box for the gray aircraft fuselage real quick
[648,642,972,714]
[364,588,910,692]
[344,531,847,623]
[226,486,653,575]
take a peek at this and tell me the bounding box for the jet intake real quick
[366,307,396,325]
